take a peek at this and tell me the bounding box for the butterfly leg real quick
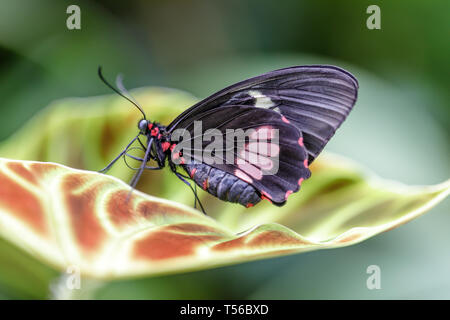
[174,171,206,215]
[99,134,140,173]
[137,136,157,161]
[194,183,197,209]
[126,137,155,202]
[124,152,162,170]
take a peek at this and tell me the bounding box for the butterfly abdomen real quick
[184,163,261,208]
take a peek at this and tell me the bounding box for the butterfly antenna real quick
[98,66,147,120]
[116,73,147,118]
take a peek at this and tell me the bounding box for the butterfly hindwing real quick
[170,105,310,204]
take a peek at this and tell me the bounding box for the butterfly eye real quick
[138,119,148,132]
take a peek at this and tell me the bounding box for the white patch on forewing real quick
[248,90,276,109]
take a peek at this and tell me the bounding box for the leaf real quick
[0,157,448,279]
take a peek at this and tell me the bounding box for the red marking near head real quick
[246,203,254,208]
[151,127,159,137]
[298,137,304,147]
[285,190,293,200]
[180,157,186,165]
[172,152,179,161]
[190,168,197,178]
[303,159,309,168]
[281,116,290,124]
[162,142,171,152]
[170,144,177,151]
[202,179,208,190]
[298,178,304,186]
[148,123,153,130]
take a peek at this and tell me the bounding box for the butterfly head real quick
[138,119,149,134]
[138,120,166,139]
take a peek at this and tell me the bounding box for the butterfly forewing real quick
[168,65,358,163]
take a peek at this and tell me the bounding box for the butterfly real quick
[98,65,358,212]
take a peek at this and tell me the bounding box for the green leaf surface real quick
[0,157,448,280]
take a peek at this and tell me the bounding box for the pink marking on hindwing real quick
[285,190,293,200]
[237,162,262,180]
[247,142,279,157]
[281,116,290,124]
[256,155,274,171]
[250,126,277,140]
[260,190,272,203]
[234,169,253,183]
[238,151,274,171]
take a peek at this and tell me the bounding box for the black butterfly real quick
[98,65,358,212]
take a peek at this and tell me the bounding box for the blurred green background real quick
[0,0,448,299]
